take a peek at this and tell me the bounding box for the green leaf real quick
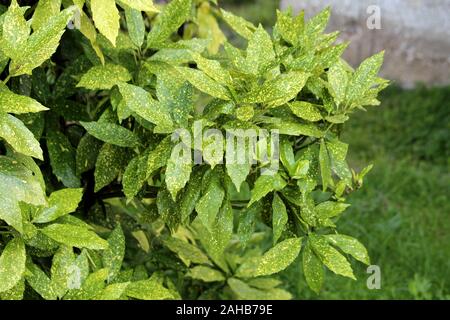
[146,137,173,178]
[275,10,304,46]
[247,278,282,290]
[289,101,323,122]
[156,188,180,229]
[179,167,204,223]
[47,130,80,188]
[212,201,234,260]
[237,203,259,248]
[197,1,225,54]
[32,0,62,31]
[95,282,129,300]
[317,43,348,70]
[280,138,295,174]
[354,164,374,187]
[305,7,330,37]
[163,237,211,267]
[77,64,132,90]
[315,201,350,219]
[102,225,126,282]
[325,234,370,265]
[193,201,233,272]
[25,262,57,300]
[165,146,192,200]
[0,0,29,59]
[202,131,223,169]
[293,159,310,179]
[235,105,254,121]
[0,194,22,233]
[80,121,140,148]
[132,230,150,253]
[249,174,287,207]
[147,0,192,48]
[228,278,291,300]
[125,8,145,48]
[94,143,129,192]
[297,192,317,227]
[50,245,76,298]
[0,113,43,159]
[272,193,288,245]
[303,241,323,294]
[220,9,255,39]
[195,173,225,228]
[326,137,352,181]
[268,120,324,138]
[0,88,48,114]
[319,139,333,191]
[328,60,348,105]
[91,0,120,46]
[70,249,91,292]
[245,25,275,75]
[0,155,46,207]
[33,188,83,223]
[57,215,93,232]
[41,224,109,250]
[0,275,24,300]
[346,51,384,104]
[126,277,174,300]
[0,52,8,74]
[255,238,302,277]
[226,163,251,192]
[64,268,109,300]
[77,10,105,64]
[0,237,26,293]
[187,266,225,282]
[158,79,193,128]
[191,52,232,86]
[118,83,174,131]
[325,114,349,124]
[9,7,75,76]
[243,71,310,107]
[310,234,355,280]
[123,154,147,199]
[224,42,246,71]
[76,134,103,176]
[176,67,230,100]
[149,48,194,64]
[117,0,159,12]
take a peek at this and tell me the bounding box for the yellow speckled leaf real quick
[303,241,324,294]
[77,64,131,90]
[9,7,75,76]
[91,0,120,46]
[0,237,26,293]
[254,237,302,277]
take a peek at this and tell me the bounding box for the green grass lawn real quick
[222,0,280,27]
[283,87,450,300]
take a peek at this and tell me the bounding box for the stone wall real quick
[280,0,450,87]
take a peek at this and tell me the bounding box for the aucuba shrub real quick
[0,0,388,300]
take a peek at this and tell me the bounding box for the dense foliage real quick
[0,0,387,300]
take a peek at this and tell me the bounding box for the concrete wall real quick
[280,0,450,87]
